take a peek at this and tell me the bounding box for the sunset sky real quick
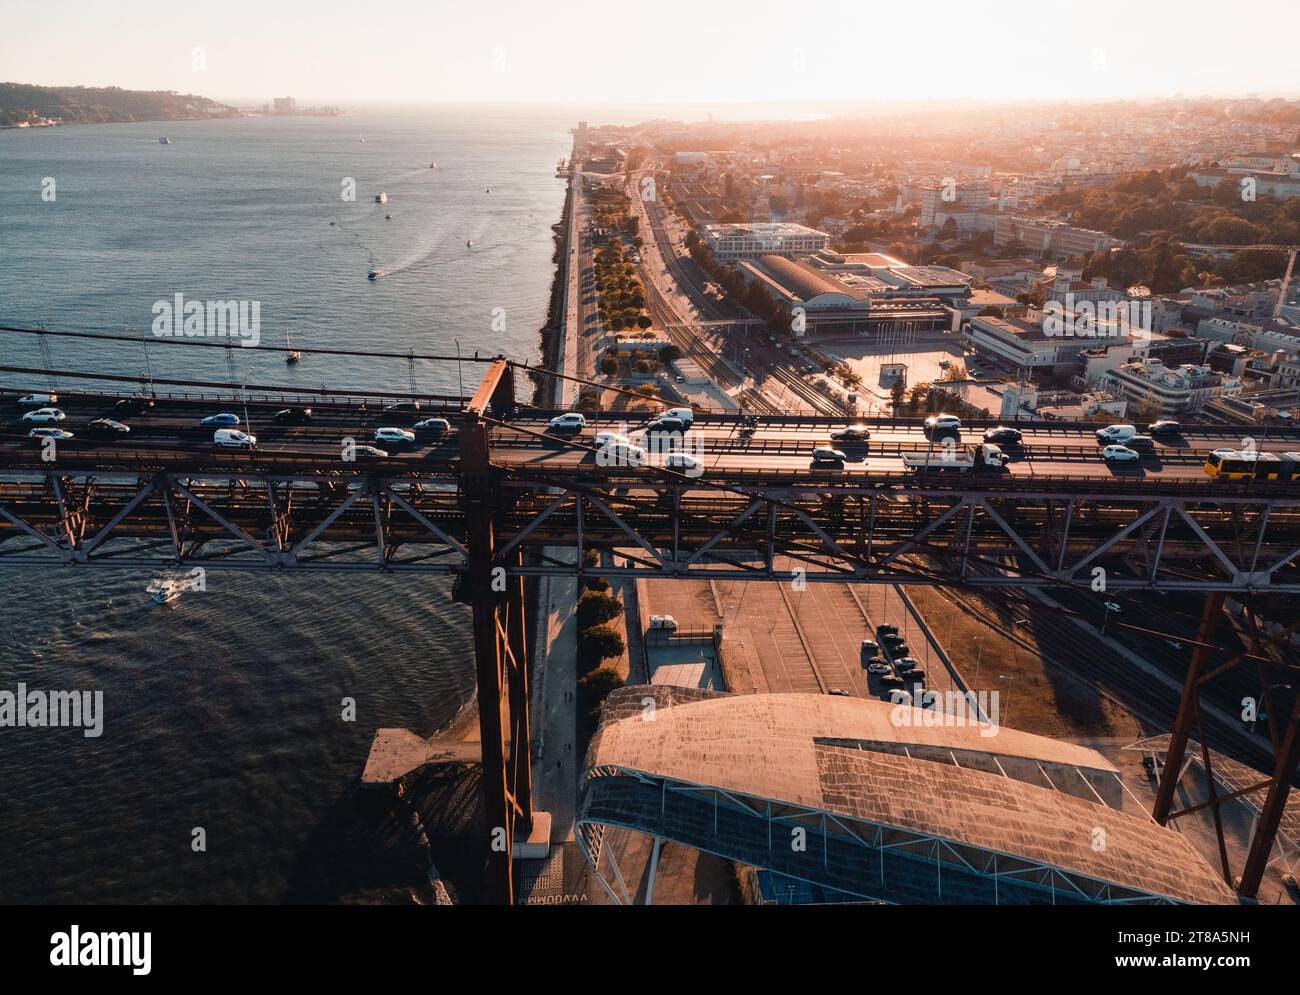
[4,0,1298,110]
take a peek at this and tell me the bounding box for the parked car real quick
[866,661,892,675]
[983,426,1022,444]
[213,428,256,449]
[859,639,879,661]
[21,407,66,424]
[876,623,899,637]
[827,688,851,697]
[648,614,678,631]
[892,657,919,672]
[273,407,313,425]
[547,412,586,432]
[86,418,130,437]
[373,427,416,446]
[200,413,240,427]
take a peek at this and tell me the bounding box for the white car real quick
[547,412,586,432]
[213,428,257,449]
[201,413,241,427]
[924,414,961,433]
[599,440,646,467]
[664,452,703,474]
[414,417,451,435]
[1101,445,1140,462]
[28,427,73,440]
[811,446,847,465]
[21,407,65,424]
[1095,423,1137,443]
[373,427,416,446]
[661,407,694,426]
[594,430,634,448]
[17,392,57,408]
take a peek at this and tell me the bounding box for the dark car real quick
[273,407,313,425]
[881,632,907,647]
[830,425,870,443]
[114,397,155,416]
[1125,434,1155,450]
[85,417,130,438]
[902,669,927,686]
[886,643,910,658]
[827,688,851,697]
[983,426,1022,444]
[645,415,688,433]
[859,639,879,661]
[876,623,900,637]
[892,657,919,672]
[382,401,422,414]
[1148,420,1181,435]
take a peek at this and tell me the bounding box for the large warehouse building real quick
[578,687,1237,905]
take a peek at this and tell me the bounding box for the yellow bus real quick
[1203,449,1300,481]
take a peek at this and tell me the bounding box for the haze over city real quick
[3,0,1300,108]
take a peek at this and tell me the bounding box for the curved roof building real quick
[578,687,1236,905]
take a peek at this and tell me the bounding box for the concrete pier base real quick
[514,811,552,859]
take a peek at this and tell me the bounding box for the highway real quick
[6,388,1300,487]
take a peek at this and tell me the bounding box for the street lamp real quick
[998,675,1016,724]
[972,636,985,688]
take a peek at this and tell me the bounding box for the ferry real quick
[159,137,171,144]
[375,192,388,204]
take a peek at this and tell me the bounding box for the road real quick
[6,388,1299,487]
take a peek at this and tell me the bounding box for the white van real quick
[662,407,694,426]
[1095,423,1137,443]
[213,428,257,449]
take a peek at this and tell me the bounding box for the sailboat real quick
[286,331,301,364]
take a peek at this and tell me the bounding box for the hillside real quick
[0,82,236,127]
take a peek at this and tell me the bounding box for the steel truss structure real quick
[2,359,1299,902]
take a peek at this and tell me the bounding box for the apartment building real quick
[702,222,830,260]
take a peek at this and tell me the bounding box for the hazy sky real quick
[3,0,1298,110]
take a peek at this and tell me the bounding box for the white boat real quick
[375,192,388,204]
[147,576,184,605]
[286,331,301,364]
[159,137,171,144]
[430,161,437,168]
[466,239,474,248]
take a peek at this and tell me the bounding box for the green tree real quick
[578,624,625,670]
[577,590,623,629]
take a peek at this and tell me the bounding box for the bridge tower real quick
[458,359,536,904]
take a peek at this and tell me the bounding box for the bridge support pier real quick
[461,360,536,904]
[1154,591,1300,900]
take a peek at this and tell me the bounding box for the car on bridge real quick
[21,407,65,424]
[663,451,703,474]
[114,396,155,416]
[1148,420,1181,435]
[86,418,130,437]
[213,429,256,449]
[924,414,962,439]
[17,392,58,408]
[547,412,586,433]
[1101,444,1140,463]
[1095,423,1137,443]
[414,416,451,436]
[201,413,241,427]
[373,427,416,447]
[273,407,313,425]
[28,427,73,441]
[831,425,870,443]
[983,426,1023,444]
[382,401,423,414]
[811,446,847,467]
[645,414,689,433]
[1125,434,1156,450]
[353,445,390,459]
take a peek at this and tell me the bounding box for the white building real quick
[1098,359,1239,416]
[702,222,830,260]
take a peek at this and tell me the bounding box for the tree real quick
[578,666,625,722]
[577,590,623,628]
[578,625,625,670]
[890,378,906,412]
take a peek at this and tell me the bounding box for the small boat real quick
[375,192,388,204]
[159,137,171,144]
[147,576,183,605]
[466,239,474,248]
[286,332,301,364]
[430,161,437,168]
[368,269,383,281]
[359,135,366,143]
[385,213,392,220]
